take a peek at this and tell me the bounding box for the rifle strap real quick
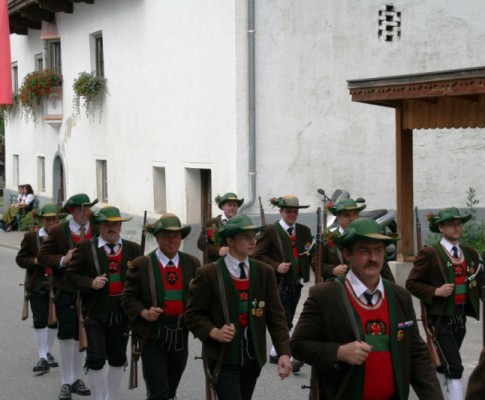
[334,278,361,399]
[89,240,101,276]
[147,255,158,307]
[211,262,230,387]
[270,224,287,290]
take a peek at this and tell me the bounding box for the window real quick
[90,32,104,77]
[46,40,62,74]
[37,156,45,192]
[153,167,167,213]
[13,155,19,186]
[378,5,401,42]
[96,160,108,202]
[12,62,18,94]
[35,53,44,72]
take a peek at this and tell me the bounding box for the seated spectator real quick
[1,184,35,231]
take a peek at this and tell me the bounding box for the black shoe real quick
[58,384,72,400]
[269,354,278,364]
[71,379,91,396]
[292,359,304,373]
[46,353,58,367]
[33,358,50,372]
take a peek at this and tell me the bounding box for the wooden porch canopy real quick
[347,66,485,261]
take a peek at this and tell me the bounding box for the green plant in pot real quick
[73,72,106,120]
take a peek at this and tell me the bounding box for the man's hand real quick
[435,283,455,297]
[277,262,292,274]
[277,355,292,380]
[91,273,108,290]
[140,307,163,322]
[218,246,230,257]
[336,341,372,365]
[333,264,348,276]
[209,323,236,343]
[63,249,76,265]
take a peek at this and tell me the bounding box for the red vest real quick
[347,286,396,400]
[452,258,467,305]
[158,261,184,316]
[107,250,123,296]
[288,232,301,274]
[231,275,250,327]
[70,225,93,244]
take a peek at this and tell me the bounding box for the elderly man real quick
[185,214,292,400]
[16,203,60,372]
[38,193,98,400]
[315,197,395,282]
[291,218,443,400]
[406,207,481,400]
[65,206,142,400]
[121,213,200,400]
[197,192,244,262]
[254,194,313,370]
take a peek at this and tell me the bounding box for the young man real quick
[253,195,312,370]
[65,206,142,400]
[38,193,98,400]
[197,192,244,262]
[291,218,443,399]
[185,215,292,400]
[406,207,481,400]
[16,203,60,372]
[121,213,200,400]
[315,197,395,282]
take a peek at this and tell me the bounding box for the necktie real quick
[167,260,175,266]
[363,292,374,306]
[238,262,247,279]
[452,246,458,258]
[106,243,116,255]
[287,227,294,236]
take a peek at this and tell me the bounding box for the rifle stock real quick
[21,275,29,320]
[140,210,147,254]
[258,196,266,225]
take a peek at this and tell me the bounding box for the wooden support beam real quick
[38,0,73,14]
[395,106,415,262]
[21,6,55,22]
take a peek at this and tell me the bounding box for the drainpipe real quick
[239,0,256,213]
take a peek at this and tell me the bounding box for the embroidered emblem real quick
[252,308,264,317]
[454,265,464,277]
[397,330,404,341]
[240,291,249,302]
[366,320,386,336]
[258,301,265,308]
[469,267,476,275]
[108,261,119,273]
[165,271,179,285]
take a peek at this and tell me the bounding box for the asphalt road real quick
[1,243,482,399]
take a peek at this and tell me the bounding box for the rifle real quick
[128,210,148,389]
[202,213,209,265]
[416,206,449,372]
[77,203,89,352]
[47,194,62,326]
[258,196,266,225]
[20,210,38,321]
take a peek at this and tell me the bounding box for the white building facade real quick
[5,0,485,248]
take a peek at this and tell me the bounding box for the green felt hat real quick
[63,193,98,213]
[93,206,132,223]
[337,217,400,249]
[218,214,265,239]
[37,203,59,218]
[328,198,366,216]
[428,207,472,233]
[215,192,244,209]
[153,213,191,239]
[270,195,309,209]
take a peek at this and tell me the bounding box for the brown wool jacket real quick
[120,250,201,339]
[196,215,224,262]
[290,280,443,400]
[254,222,313,283]
[16,231,48,292]
[65,238,142,320]
[184,258,291,368]
[406,244,481,318]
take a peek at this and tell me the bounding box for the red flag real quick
[0,0,12,105]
